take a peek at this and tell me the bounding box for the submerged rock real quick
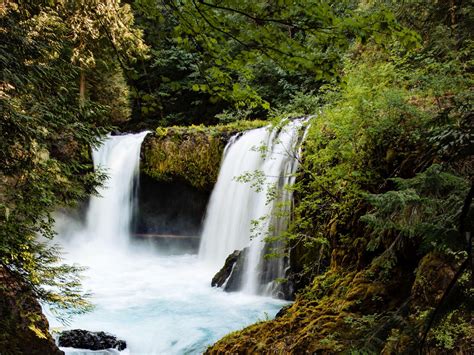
[211,249,242,287]
[58,329,126,351]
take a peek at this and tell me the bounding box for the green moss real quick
[154,120,267,137]
[141,120,267,190]
[207,270,381,353]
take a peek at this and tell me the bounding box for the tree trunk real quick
[450,0,456,28]
[79,70,86,107]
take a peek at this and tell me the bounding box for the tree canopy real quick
[128,0,419,125]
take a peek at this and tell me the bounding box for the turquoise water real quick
[48,242,286,354]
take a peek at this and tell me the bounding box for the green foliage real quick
[129,0,419,125]
[128,1,228,126]
[59,0,148,69]
[206,1,472,353]
[88,54,132,122]
[285,52,423,280]
[284,14,472,277]
[271,91,322,118]
[163,0,416,102]
[362,165,469,255]
[0,0,144,325]
[429,309,472,350]
[61,0,147,122]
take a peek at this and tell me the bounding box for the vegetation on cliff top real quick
[141,120,267,189]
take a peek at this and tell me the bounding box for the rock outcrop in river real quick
[58,329,126,351]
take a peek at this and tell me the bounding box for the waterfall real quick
[198,127,270,267]
[50,130,287,354]
[79,131,148,248]
[199,119,307,297]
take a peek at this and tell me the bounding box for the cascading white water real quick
[241,119,306,295]
[49,132,285,355]
[83,132,149,248]
[199,119,307,296]
[199,127,271,268]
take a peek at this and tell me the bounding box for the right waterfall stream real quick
[199,118,308,297]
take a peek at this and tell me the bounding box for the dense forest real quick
[1,0,472,354]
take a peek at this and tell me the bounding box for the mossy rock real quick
[206,271,376,354]
[141,121,267,190]
[206,266,418,354]
[0,267,64,355]
[411,252,457,309]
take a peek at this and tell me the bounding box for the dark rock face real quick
[0,267,64,355]
[275,304,292,318]
[258,242,295,300]
[211,250,242,287]
[212,247,295,300]
[211,248,249,292]
[223,248,249,292]
[132,174,209,253]
[275,273,295,301]
[58,329,126,351]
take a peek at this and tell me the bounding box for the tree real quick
[55,0,148,122]
[0,0,145,327]
[131,0,418,118]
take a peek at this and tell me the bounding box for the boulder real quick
[58,329,126,351]
[211,249,242,287]
[211,247,295,299]
[223,248,249,292]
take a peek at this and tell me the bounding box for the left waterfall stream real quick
[45,132,286,355]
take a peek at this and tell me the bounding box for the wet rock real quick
[265,277,295,301]
[211,250,242,287]
[211,247,296,299]
[223,248,249,292]
[58,329,126,351]
[210,248,250,292]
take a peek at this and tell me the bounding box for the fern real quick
[362,164,470,256]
